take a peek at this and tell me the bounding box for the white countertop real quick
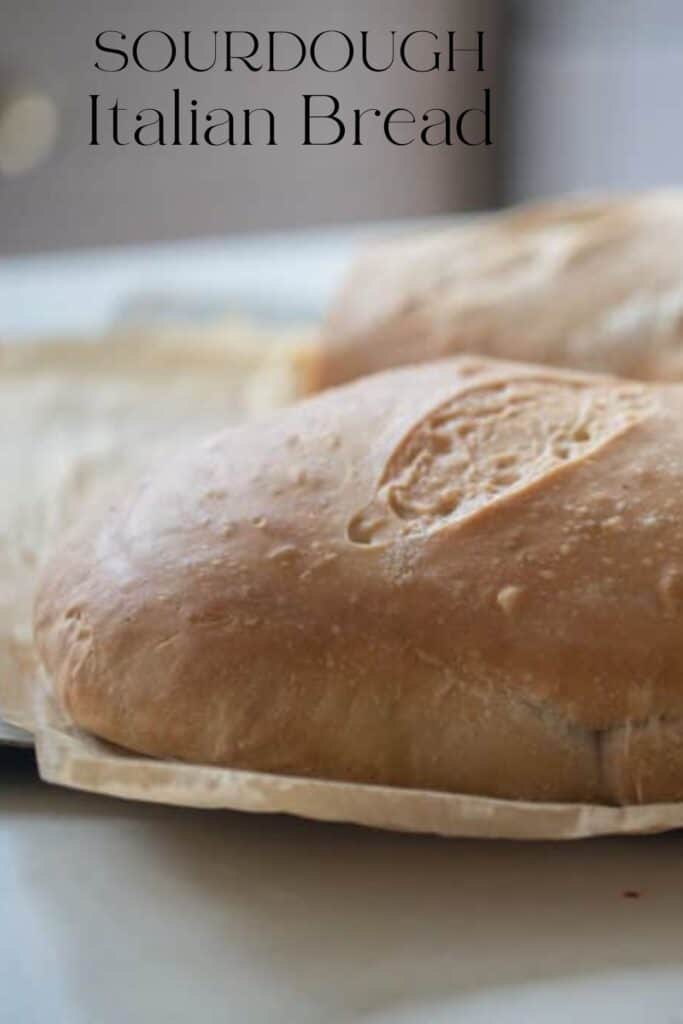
[3,748,683,1024]
[0,219,426,340]
[2,226,683,1022]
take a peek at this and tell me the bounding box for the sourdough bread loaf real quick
[35,357,683,804]
[306,192,683,391]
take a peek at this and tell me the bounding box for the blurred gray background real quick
[0,0,681,254]
[504,0,683,201]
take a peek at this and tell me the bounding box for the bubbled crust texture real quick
[35,358,683,804]
[312,191,683,391]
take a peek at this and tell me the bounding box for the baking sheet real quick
[0,718,31,747]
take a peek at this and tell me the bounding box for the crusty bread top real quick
[311,191,683,391]
[34,357,683,802]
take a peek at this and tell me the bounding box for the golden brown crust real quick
[35,357,683,803]
[313,191,683,391]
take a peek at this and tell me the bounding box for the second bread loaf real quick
[306,191,683,391]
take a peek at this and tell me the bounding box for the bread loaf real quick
[306,192,683,391]
[35,357,683,804]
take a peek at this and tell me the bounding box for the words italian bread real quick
[305,191,683,392]
[35,357,683,804]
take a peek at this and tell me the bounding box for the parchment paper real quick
[6,671,683,841]
[0,320,303,734]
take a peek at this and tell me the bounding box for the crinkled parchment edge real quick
[5,668,683,840]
